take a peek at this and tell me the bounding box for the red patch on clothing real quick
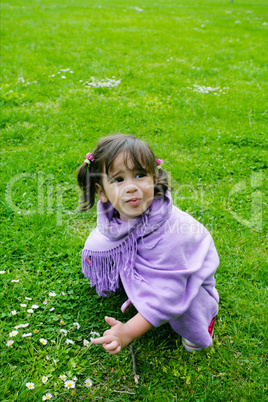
[208,316,216,337]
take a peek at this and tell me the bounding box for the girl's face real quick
[95,152,155,221]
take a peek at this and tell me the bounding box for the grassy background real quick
[1,0,267,400]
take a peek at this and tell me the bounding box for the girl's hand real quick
[91,316,132,355]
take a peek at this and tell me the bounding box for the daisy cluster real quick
[25,376,93,400]
[17,77,38,86]
[4,285,100,397]
[48,68,74,79]
[23,363,94,399]
[7,292,58,320]
[133,6,143,12]
[83,77,121,88]
[187,85,229,95]
[6,290,99,347]
[15,68,121,91]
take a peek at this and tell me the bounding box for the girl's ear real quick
[95,183,108,203]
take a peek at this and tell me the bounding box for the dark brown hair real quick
[77,134,170,211]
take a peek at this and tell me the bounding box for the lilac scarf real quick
[82,192,219,347]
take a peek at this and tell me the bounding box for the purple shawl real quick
[82,192,219,347]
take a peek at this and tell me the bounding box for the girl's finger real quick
[107,345,122,355]
[91,336,109,345]
[103,340,121,352]
[104,316,120,327]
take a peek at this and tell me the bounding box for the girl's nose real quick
[125,181,138,193]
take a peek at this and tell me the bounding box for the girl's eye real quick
[136,172,146,179]
[112,177,124,183]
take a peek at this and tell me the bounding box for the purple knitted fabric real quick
[82,192,219,347]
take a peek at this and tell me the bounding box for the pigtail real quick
[154,167,170,199]
[77,162,96,211]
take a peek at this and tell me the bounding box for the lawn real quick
[1,0,267,400]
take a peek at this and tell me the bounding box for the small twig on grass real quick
[113,390,135,395]
[130,344,139,384]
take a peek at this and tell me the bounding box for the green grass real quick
[1,0,267,400]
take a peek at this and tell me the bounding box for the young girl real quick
[77,134,219,355]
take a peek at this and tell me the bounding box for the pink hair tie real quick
[156,159,164,168]
[84,153,95,164]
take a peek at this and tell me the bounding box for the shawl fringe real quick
[82,232,137,296]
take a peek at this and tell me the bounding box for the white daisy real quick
[11,279,19,283]
[90,331,100,341]
[59,374,67,381]
[84,378,93,388]
[0,271,5,274]
[40,338,47,345]
[50,307,55,312]
[26,382,35,389]
[90,331,100,337]
[14,323,29,329]
[46,355,50,360]
[42,393,53,400]
[27,309,34,314]
[22,333,32,337]
[73,376,78,381]
[83,339,90,347]
[7,340,14,347]
[49,292,57,297]
[60,329,67,336]
[20,304,27,308]
[64,380,75,389]
[11,310,17,315]
[9,330,18,337]
[65,339,74,345]
[31,305,39,309]
[42,376,48,384]
[73,322,80,330]
[25,297,32,300]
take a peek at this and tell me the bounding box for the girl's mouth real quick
[126,198,141,206]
